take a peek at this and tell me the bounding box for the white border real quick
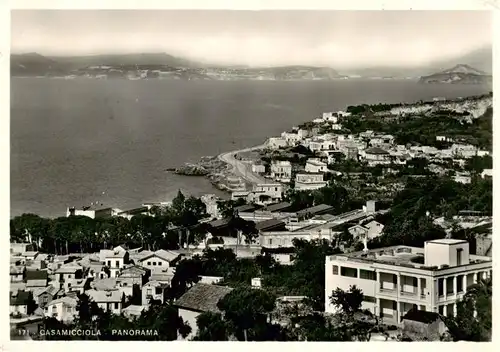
[1,1,498,351]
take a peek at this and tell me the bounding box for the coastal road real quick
[218,144,269,185]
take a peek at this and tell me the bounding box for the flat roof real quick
[329,245,491,269]
[427,239,468,245]
[296,204,334,216]
[265,202,292,212]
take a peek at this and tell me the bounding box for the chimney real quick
[362,235,368,252]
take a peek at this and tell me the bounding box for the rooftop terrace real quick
[329,245,491,270]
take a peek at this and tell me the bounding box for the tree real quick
[136,302,192,340]
[446,277,492,341]
[193,312,230,341]
[330,285,363,315]
[217,287,277,341]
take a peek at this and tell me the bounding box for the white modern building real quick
[325,239,492,325]
[305,159,328,173]
[294,173,327,190]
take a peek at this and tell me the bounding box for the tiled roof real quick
[255,219,286,231]
[91,278,118,291]
[296,204,334,216]
[365,147,389,155]
[175,283,233,313]
[139,249,179,263]
[86,289,122,303]
[265,202,292,212]
[67,278,88,288]
[208,218,231,228]
[23,251,39,257]
[48,296,78,307]
[10,291,32,306]
[26,279,47,287]
[25,270,48,281]
[235,204,259,213]
[123,305,147,315]
[55,264,81,274]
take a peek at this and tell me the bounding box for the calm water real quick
[11,78,491,217]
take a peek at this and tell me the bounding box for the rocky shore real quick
[169,156,234,190]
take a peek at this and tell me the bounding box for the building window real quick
[332,265,339,275]
[269,239,273,245]
[147,262,151,266]
[114,302,119,309]
[155,287,162,295]
[66,307,72,312]
[438,305,444,315]
[146,289,152,296]
[457,275,464,293]
[359,269,376,281]
[158,262,162,266]
[115,261,119,268]
[152,262,156,266]
[107,261,111,267]
[438,279,444,296]
[52,306,57,312]
[363,296,376,303]
[340,266,358,278]
[68,275,72,279]
[457,248,463,266]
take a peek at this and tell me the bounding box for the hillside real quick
[10,53,346,80]
[342,46,492,79]
[418,64,492,85]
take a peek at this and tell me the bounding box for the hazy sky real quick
[11,10,492,68]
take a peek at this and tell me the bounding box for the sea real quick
[10,78,491,218]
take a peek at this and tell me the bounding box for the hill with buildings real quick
[419,64,492,84]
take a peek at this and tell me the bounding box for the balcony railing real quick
[379,288,397,295]
[400,290,417,297]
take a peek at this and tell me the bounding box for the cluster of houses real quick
[259,110,491,188]
[10,241,186,335]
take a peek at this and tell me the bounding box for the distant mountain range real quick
[342,46,492,80]
[418,64,492,85]
[10,46,492,82]
[10,52,345,81]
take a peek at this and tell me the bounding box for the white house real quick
[271,160,293,182]
[137,249,180,271]
[54,263,83,284]
[322,112,339,123]
[281,131,301,146]
[253,183,285,204]
[361,147,391,166]
[44,297,78,323]
[101,249,129,278]
[325,240,492,325]
[305,158,328,173]
[251,163,266,175]
[64,278,90,295]
[86,289,123,315]
[174,283,233,340]
[142,280,169,305]
[267,137,288,150]
[348,221,384,241]
[10,290,32,316]
[294,173,327,190]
